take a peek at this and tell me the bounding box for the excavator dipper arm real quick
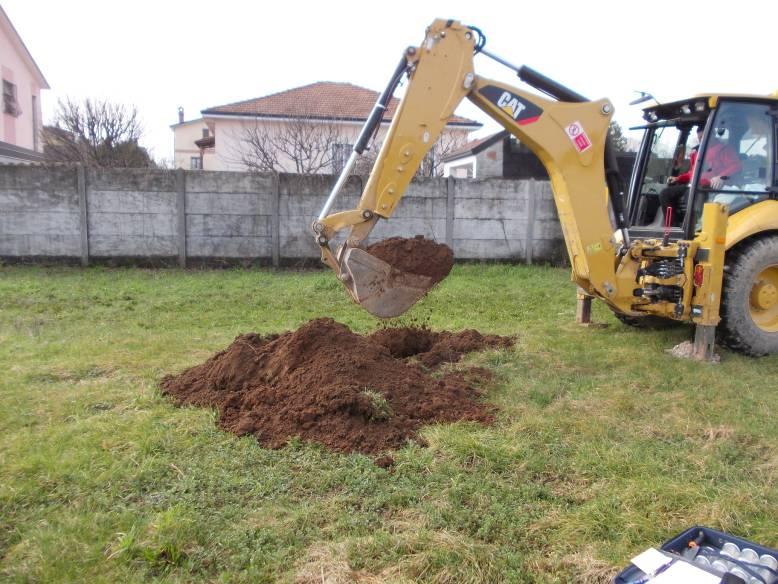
[314,19,638,317]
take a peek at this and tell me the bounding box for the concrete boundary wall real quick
[0,166,566,265]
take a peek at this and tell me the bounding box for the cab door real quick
[628,124,697,235]
[685,100,776,235]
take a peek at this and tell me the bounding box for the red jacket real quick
[699,141,742,186]
[675,148,698,184]
[675,141,741,187]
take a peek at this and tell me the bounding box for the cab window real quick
[691,102,773,228]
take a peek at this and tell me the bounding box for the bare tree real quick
[236,118,345,174]
[42,98,153,168]
[352,141,380,176]
[418,131,468,177]
[235,117,469,178]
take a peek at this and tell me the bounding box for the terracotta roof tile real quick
[201,81,481,127]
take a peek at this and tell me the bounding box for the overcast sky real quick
[5,0,775,163]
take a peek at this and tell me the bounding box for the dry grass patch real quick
[557,549,617,583]
[531,547,617,584]
[295,542,386,584]
[700,424,736,444]
[755,451,778,481]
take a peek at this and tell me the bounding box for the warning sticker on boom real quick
[565,121,592,152]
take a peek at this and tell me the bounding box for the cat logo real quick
[478,85,543,126]
[497,91,527,120]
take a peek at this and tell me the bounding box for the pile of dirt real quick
[366,235,454,285]
[161,318,514,456]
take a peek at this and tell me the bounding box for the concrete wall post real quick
[176,168,187,268]
[77,164,89,266]
[271,172,280,267]
[445,176,455,248]
[525,179,537,265]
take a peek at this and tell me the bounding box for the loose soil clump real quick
[365,235,454,285]
[161,318,514,455]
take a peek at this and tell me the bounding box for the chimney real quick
[177,106,184,124]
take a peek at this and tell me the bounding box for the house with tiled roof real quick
[0,6,49,163]
[172,81,482,173]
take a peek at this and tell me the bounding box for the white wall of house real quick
[206,116,368,173]
[173,114,475,174]
[444,155,476,178]
[443,139,504,178]
[0,12,46,153]
[171,119,210,169]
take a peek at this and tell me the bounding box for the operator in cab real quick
[659,126,703,224]
[660,125,742,225]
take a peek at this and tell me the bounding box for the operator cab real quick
[626,96,778,240]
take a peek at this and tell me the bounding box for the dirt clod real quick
[374,455,395,469]
[365,236,454,285]
[161,318,514,455]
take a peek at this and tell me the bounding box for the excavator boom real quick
[313,19,633,317]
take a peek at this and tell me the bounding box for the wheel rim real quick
[749,264,778,332]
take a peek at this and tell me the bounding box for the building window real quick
[331,143,352,174]
[202,128,209,138]
[3,80,20,117]
[190,156,202,169]
[452,164,473,179]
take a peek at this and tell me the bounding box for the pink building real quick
[0,6,48,164]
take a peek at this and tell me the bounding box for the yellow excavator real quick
[312,19,778,359]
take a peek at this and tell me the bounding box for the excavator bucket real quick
[340,247,433,318]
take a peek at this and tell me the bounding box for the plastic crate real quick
[614,526,778,583]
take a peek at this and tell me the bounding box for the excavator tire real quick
[719,235,778,356]
[612,311,681,330]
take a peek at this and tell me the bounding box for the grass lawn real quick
[1,264,776,583]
